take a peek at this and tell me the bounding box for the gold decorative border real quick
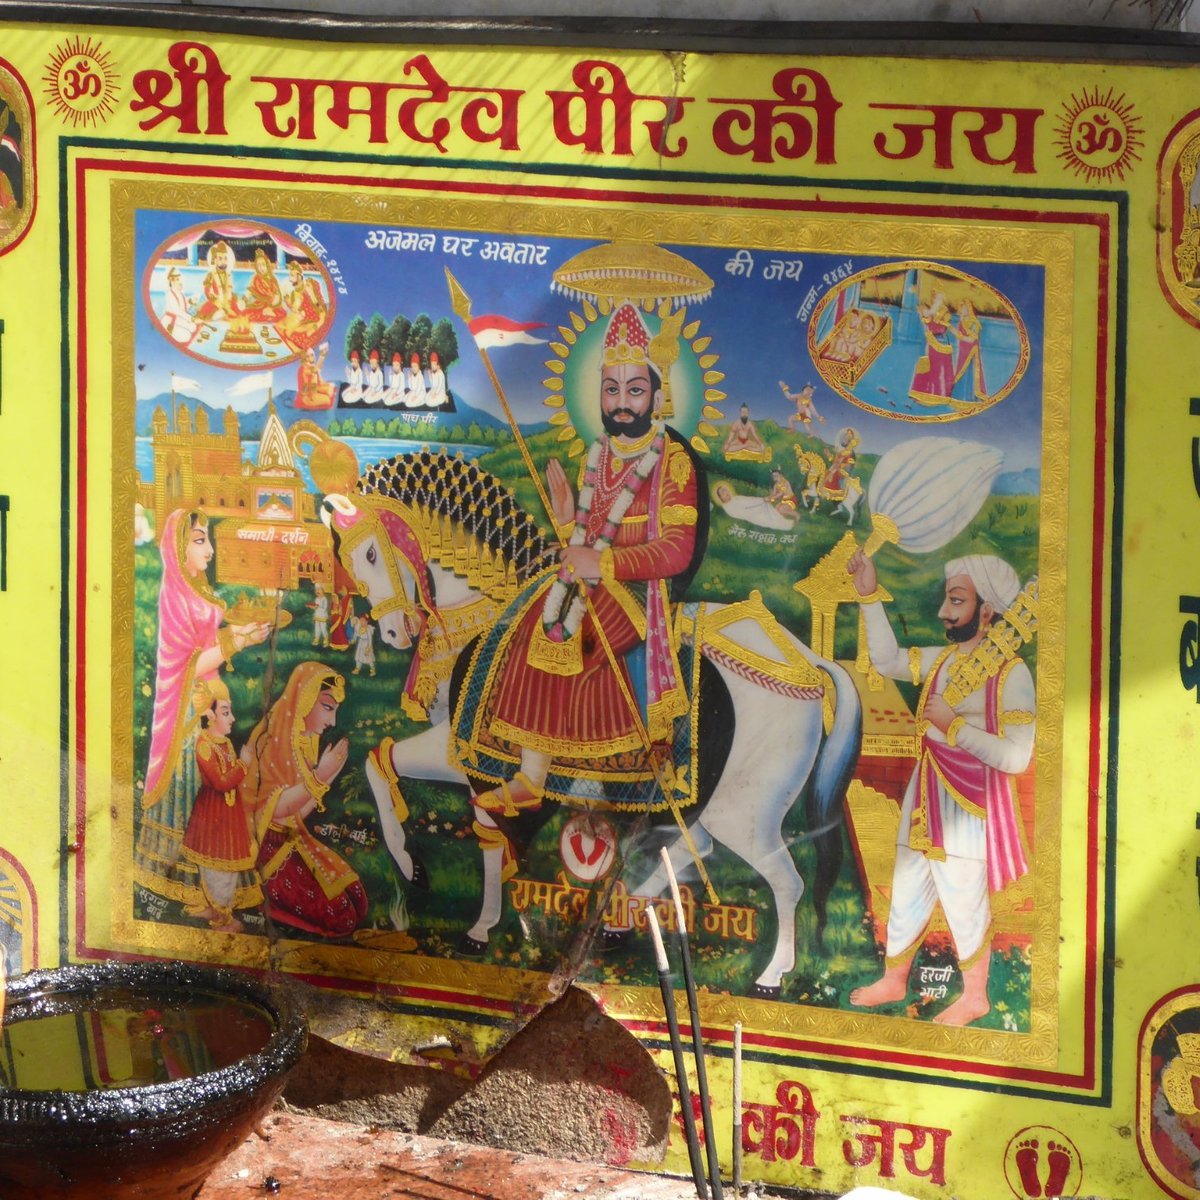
[96,163,1080,1074]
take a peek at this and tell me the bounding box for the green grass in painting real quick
[130,417,1039,1032]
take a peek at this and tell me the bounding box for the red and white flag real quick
[468,313,547,350]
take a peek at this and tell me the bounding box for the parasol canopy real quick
[551,240,714,307]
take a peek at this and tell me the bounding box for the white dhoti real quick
[885,843,990,964]
[200,866,239,911]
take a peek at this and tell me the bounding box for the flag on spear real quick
[467,313,547,350]
[446,270,554,526]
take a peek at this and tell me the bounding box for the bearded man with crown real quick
[457,302,708,867]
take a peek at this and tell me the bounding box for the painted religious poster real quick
[1,7,1198,1198]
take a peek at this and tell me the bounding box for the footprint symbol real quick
[1045,1140,1072,1197]
[1014,1137,1042,1197]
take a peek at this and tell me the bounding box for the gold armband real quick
[599,546,616,584]
[1001,709,1035,726]
[945,716,966,747]
[907,646,923,687]
[218,626,237,663]
[661,504,697,527]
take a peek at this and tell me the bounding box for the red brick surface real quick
[196,1111,751,1199]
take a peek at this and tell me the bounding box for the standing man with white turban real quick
[846,550,1035,1026]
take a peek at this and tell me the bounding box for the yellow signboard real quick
[0,10,1196,1196]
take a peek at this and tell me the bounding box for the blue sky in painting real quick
[133,209,1046,474]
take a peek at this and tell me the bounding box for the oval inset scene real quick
[1157,108,1200,329]
[0,57,35,258]
[807,260,1030,422]
[1137,987,1200,1200]
[143,219,335,370]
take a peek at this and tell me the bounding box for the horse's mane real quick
[357,449,556,583]
[794,447,826,480]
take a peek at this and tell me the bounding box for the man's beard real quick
[602,407,655,438]
[944,606,982,643]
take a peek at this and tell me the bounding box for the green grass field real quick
[130,420,1039,1031]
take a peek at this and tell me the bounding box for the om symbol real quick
[60,59,102,101]
[1055,89,1141,183]
[1074,111,1123,157]
[44,37,120,128]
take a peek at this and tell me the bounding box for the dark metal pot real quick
[0,959,307,1199]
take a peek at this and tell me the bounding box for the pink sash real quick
[913,667,1028,892]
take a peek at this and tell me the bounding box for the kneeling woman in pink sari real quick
[241,662,367,938]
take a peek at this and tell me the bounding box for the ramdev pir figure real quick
[462,300,707,833]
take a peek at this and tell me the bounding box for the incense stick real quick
[647,907,708,1200]
[732,1022,742,1196]
[660,848,723,1200]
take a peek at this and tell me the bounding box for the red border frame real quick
[69,154,1112,1094]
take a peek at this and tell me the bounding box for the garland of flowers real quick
[541,427,665,643]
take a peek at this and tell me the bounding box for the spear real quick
[446,267,717,904]
[445,270,562,541]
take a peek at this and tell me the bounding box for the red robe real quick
[280,280,326,352]
[181,731,254,871]
[196,267,239,320]
[329,587,355,650]
[823,447,856,495]
[295,357,336,410]
[242,270,285,322]
[910,311,957,403]
[485,436,698,758]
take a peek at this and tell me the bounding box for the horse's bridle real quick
[330,496,431,629]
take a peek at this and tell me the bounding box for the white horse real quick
[322,450,862,998]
